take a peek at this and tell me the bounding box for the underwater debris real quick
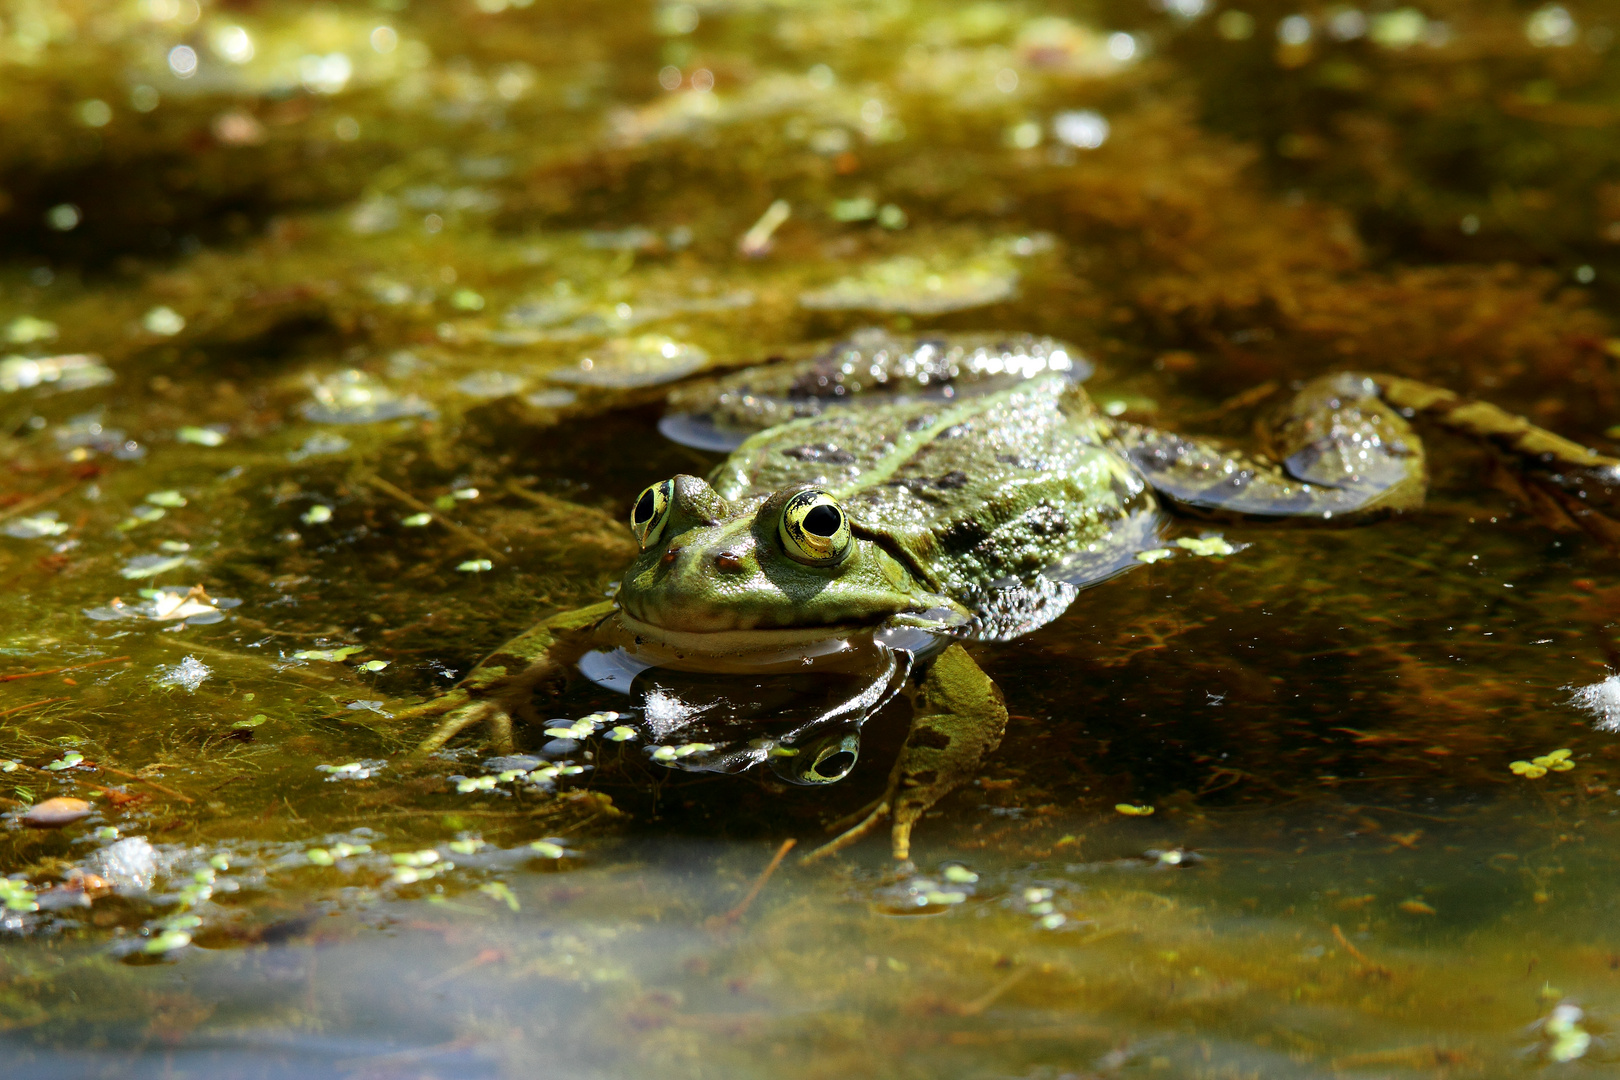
[86,586,236,625]
[154,656,211,692]
[20,797,92,829]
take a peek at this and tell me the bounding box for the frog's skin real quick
[401,332,1620,863]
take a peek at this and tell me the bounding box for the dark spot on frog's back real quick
[939,517,990,554]
[782,443,856,464]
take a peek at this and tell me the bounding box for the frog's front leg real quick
[803,643,1008,864]
[399,600,618,759]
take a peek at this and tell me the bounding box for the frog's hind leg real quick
[1117,373,1427,521]
[1373,375,1620,548]
[802,644,1008,864]
[403,600,618,760]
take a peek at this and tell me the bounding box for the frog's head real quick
[616,474,959,651]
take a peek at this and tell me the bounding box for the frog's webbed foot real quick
[802,643,1007,864]
[1117,373,1426,521]
[1374,375,1620,548]
[403,600,618,761]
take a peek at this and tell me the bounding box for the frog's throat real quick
[615,611,883,658]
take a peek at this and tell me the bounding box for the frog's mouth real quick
[614,609,881,663]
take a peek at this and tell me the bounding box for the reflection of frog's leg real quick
[1374,375,1620,547]
[402,600,619,759]
[1115,373,1427,520]
[803,644,1007,863]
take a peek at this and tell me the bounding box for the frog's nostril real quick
[715,551,742,572]
[661,548,678,564]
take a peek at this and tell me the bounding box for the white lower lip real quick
[614,611,869,663]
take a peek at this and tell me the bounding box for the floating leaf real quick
[401,513,432,527]
[479,881,520,911]
[300,505,333,524]
[1115,803,1156,816]
[177,426,226,446]
[457,559,493,573]
[293,646,364,662]
[145,490,187,508]
[1175,535,1236,557]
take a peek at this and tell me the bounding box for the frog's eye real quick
[778,489,853,567]
[630,479,675,550]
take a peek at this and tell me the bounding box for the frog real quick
[398,330,1620,863]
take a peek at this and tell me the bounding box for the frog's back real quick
[710,376,1160,633]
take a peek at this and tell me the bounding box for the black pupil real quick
[803,504,841,537]
[814,751,855,778]
[634,489,657,524]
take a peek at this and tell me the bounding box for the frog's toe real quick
[410,698,510,760]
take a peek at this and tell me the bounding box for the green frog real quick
[401,331,1620,862]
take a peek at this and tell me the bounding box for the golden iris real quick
[630,479,674,549]
[778,489,852,566]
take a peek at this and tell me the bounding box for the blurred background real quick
[3,1,1620,1077]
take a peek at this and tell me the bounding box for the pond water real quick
[4,0,1620,1076]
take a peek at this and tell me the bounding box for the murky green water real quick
[4,0,1620,1075]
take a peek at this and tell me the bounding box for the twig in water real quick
[709,838,796,928]
[0,697,70,719]
[1332,923,1392,979]
[0,657,130,683]
[359,473,502,561]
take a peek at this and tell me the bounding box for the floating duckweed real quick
[3,514,69,539]
[528,840,567,858]
[1545,1003,1592,1063]
[0,878,39,913]
[1038,912,1068,930]
[305,848,335,866]
[604,725,638,741]
[392,850,441,868]
[479,881,520,911]
[0,761,17,773]
[452,288,486,311]
[1135,549,1173,564]
[941,865,979,884]
[119,554,187,579]
[208,855,230,871]
[544,714,608,739]
[650,742,717,762]
[145,490,187,508]
[447,839,485,855]
[45,752,84,771]
[142,929,191,954]
[359,660,391,672]
[456,775,499,792]
[401,512,433,526]
[457,559,494,572]
[1511,749,1574,779]
[176,426,226,446]
[1175,535,1236,557]
[294,646,364,662]
[1023,887,1053,903]
[95,826,120,840]
[141,306,186,336]
[233,714,268,729]
[4,315,57,344]
[300,505,333,524]
[1115,803,1156,816]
